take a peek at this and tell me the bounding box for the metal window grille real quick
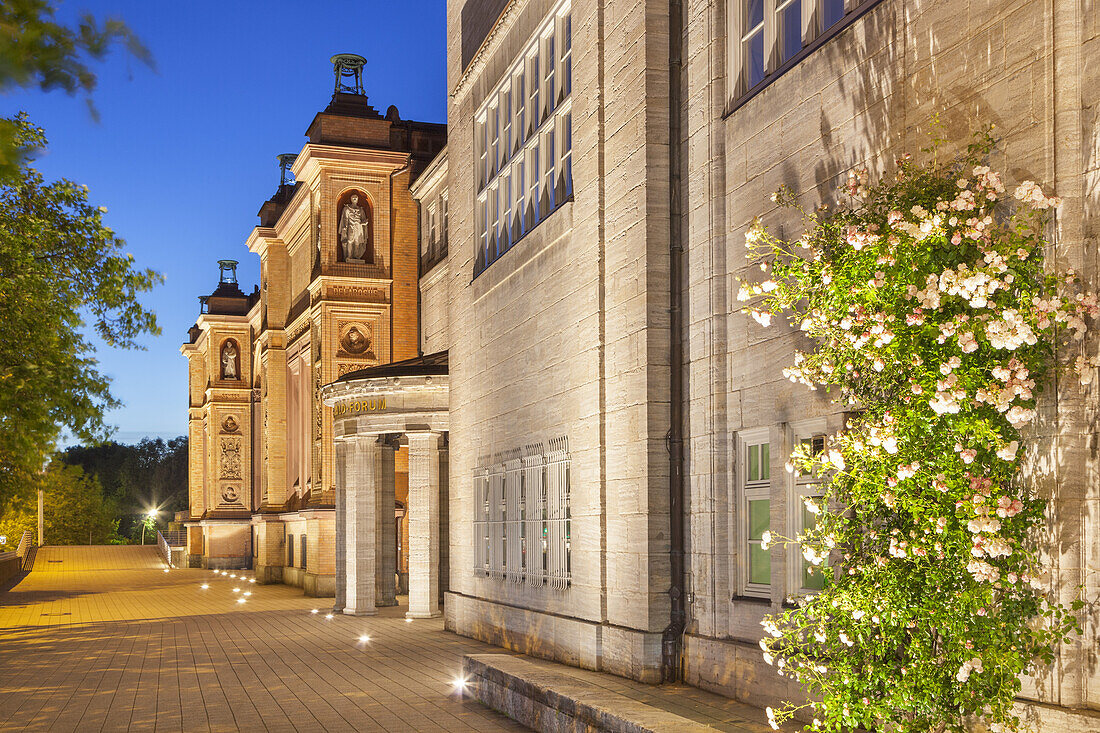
[474,468,490,576]
[474,437,570,589]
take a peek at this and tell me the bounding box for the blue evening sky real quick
[3,1,447,445]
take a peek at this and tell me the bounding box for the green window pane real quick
[802,562,825,590]
[749,543,771,585]
[747,442,770,482]
[801,506,817,533]
[748,499,770,539]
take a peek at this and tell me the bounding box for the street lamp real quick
[142,509,157,545]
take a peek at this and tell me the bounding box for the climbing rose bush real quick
[738,133,1093,733]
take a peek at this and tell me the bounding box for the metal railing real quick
[15,530,35,571]
[160,529,186,547]
[156,531,173,568]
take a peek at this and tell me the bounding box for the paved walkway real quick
[0,546,525,732]
[0,546,774,733]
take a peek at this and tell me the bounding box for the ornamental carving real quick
[221,486,240,503]
[220,438,242,480]
[339,323,374,356]
[221,415,239,434]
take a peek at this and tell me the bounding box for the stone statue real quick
[221,341,239,380]
[338,193,370,262]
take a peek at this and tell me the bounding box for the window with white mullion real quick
[513,71,526,151]
[541,128,556,216]
[490,104,500,179]
[499,173,511,254]
[559,110,572,200]
[738,429,772,597]
[476,117,488,190]
[729,0,869,106]
[527,50,540,137]
[741,0,766,92]
[526,141,540,230]
[500,87,512,168]
[542,30,556,122]
[560,11,572,99]
[511,158,525,241]
[776,0,804,64]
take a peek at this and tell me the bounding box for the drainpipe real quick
[661,0,686,684]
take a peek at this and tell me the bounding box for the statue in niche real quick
[221,340,239,380]
[338,193,370,262]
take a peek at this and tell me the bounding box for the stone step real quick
[464,653,761,732]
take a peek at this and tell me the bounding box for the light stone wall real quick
[444,0,673,682]
[683,0,1100,718]
[419,263,449,355]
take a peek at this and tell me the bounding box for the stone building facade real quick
[183,0,1100,725]
[433,0,1100,724]
[182,64,445,597]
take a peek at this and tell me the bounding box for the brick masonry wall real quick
[684,0,1100,715]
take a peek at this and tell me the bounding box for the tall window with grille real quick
[474,0,573,277]
[727,0,875,106]
[474,438,571,589]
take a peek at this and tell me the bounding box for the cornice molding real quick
[451,0,527,102]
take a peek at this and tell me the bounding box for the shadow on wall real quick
[719,0,1098,710]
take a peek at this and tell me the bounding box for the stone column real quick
[406,431,441,618]
[332,441,346,612]
[376,438,398,606]
[344,435,379,615]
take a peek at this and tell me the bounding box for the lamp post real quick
[142,509,157,545]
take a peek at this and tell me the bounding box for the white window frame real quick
[726,0,862,105]
[737,427,773,598]
[788,418,829,596]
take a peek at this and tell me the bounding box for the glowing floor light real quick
[311,609,319,614]
[358,634,370,643]
[237,598,246,605]
[200,584,209,589]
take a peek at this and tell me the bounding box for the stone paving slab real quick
[0,546,525,732]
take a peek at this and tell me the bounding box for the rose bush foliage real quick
[738,133,1092,732]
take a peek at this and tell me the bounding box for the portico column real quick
[344,435,380,615]
[376,437,398,606]
[406,431,441,618]
[333,441,347,613]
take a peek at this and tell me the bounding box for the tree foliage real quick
[0,462,121,548]
[0,0,151,179]
[60,436,188,538]
[0,114,161,509]
[739,132,1092,732]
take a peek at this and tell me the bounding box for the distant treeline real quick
[0,436,187,549]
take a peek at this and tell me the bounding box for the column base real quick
[344,607,378,617]
[406,610,442,619]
